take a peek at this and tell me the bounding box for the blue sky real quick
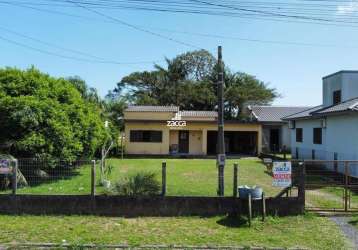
[1,1,358,106]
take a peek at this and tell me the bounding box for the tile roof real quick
[126,105,179,112]
[282,106,323,120]
[283,97,358,120]
[313,97,358,115]
[179,110,218,117]
[249,106,312,122]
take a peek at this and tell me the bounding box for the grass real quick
[6,158,282,197]
[0,213,348,249]
[105,158,281,196]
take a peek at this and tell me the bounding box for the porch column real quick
[257,126,262,155]
[202,129,207,155]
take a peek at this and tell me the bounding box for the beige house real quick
[124,106,262,156]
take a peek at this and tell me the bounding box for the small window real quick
[333,90,341,105]
[130,130,162,143]
[296,128,303,143]
[313,128,322,144]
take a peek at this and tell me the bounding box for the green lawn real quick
[11,158,282,197]
[0,214,348,249]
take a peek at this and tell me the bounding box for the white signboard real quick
[272,162,292,187]
[167,112,187,127]
[167,120,187,127]
[0,159,12,174]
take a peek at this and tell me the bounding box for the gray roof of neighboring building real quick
[126,105,179,112]
[322,70,358,80]
[282,106,323,120]
[313,97,358,115]
[180,110,218,117]
[283,97,358,120]
[249,106,312,122]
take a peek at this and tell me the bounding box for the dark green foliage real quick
[113,50,279,119]
[0,67,107,161]
[113,172,161,196]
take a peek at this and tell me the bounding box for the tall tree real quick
[111,50,279,119]
[0,67,108,161]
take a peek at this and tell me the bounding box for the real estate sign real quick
[0,159,12,174]
[272,162,292,187]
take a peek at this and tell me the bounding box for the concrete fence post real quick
[298,162,306,207]
[233,163,238,197]
[162,162,166,196]
[12,159,18,196]
[91,160,96,197]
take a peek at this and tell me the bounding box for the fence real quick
[0,157,306,216]
[292,159,358,212]
[0,159,96,195]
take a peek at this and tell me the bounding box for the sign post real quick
[272,162,292,187]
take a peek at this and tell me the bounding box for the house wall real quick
[125,121,262,155]
[291,114,358,160]
[323,72,358,107]
[281,124,291,150]
[290,119,326,159]
[189,131,203,155]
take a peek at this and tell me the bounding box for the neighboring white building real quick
[284,71,358,174]
[247,105,310,153]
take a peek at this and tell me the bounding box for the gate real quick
[300,160,358,212]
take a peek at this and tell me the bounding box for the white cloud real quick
[337,1,358,14]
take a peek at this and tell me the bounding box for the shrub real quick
[113,172,160,196]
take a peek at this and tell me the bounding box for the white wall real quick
[291,119,326,159]
[281,124,291,150]
[290,114,358,176]
[323,72,358,107]
[323,73,342,107]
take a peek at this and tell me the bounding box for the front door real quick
[178,131,189,154]
[270,129,280,152]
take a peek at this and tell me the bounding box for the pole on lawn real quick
[217,46,225,196]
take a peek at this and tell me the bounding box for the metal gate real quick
[301,160,358,212]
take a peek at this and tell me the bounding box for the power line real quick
[0,33,163,65]
[4,0,358,28]
[65,0,202,49]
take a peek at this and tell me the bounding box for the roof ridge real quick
[282,105,323,119]
[251,105,312,108]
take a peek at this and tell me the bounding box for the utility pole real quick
[217,46,225,196]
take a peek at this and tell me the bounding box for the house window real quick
[313,128,322,145]
[333,90,341,105]
[296,128,303,143]
[130,130,162,143]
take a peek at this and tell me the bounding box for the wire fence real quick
[0,158,96,195]
[0,157,289,197]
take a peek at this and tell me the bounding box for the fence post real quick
[233,163,238,197]
[12,159,18,196]
[296,147,299,159]
[91,160,96,197]
[334,153,338,172]
[162,161,166,196]
[344,161,349,212]
[312,149,315,160]
[298,162,305,206]
[262,192,266,222]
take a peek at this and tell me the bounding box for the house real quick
[247,105,311,153]
[283,71,358,168]
[123,105,263,156]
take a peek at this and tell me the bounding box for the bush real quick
[113,172,160,196]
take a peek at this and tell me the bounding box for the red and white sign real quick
[272,162,292,187]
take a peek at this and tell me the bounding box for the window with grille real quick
[130,130,162,143]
